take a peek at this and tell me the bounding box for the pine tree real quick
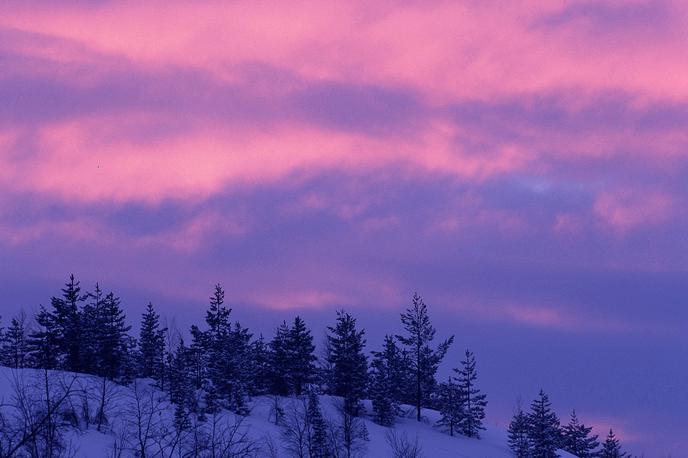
[562,410,599,458]
[527,390,561,458]
[326,310,368,416]
[94,290,131,380]
[508,405,531,458]
[307,389,328,458]
[169,340,193,430]
[455,349,487,438]
[600,429,628,458]
[286,316,317,396]
[269,321,292,396]
[53,274,86,372]
[249,334,271,395]
[396,292,454,422]
[369,335,402,426]
[138,302,167,381]
[436,377,462,436]
[28,306,60,369]
[0,312,28,368]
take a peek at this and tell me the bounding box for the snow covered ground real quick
[0,366,576,457]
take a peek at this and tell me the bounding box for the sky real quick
[0,0,687,455]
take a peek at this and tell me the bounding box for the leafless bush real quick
[385,430,423,458]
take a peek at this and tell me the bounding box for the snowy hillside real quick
[0,366,577,458]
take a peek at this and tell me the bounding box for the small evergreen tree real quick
[326,310,368,417]
[562,410,599,458]
[307,389,328,458]
[28,306,60,369]
[0,312,28,368]
[250,334,272,395]
[455,349,487,438]
[169,340,193,430]
[286,316,317,396]
[369,335,402,426]
[600,429,628,458]
[508,404,531,458]
[53,274,86,372]
[436,377,462,436]
[527,390,561,458]
[97,291,131,380]
[137,302,167,381]
[396,293,454,422]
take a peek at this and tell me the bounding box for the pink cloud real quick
[593,188,674,232]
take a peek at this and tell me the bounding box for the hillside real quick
[0,366,578,458]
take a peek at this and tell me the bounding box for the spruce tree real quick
[527,390,561,458]
[508,405,531,458]
[138,302,167,381]
[269,321,292,396]
[436,377,462,436]
[54,274,86,372]
[0,312,28,368]
[28,306,60,369]
[250,334,272,395]
[169,340,192,431]
[326,310,368,416]
[369,335,402,426]
[455,349,487,438]
[95,291,131,380]
[396,292,454,422]
[286,316,316,396]
[80,283,104,374]
[600,429,628,458]
[562,410,599,458]
[307,389,328,458]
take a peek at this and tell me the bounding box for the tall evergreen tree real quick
[508,405,531,458]
[80,283,106,374]
[249,333,272,396]
[600,429,627,458]
[326,310,368,416]
[455,349,487,438]
[286,316,317,396]
[54,274,86,372]
[95,291,131,380]
[138,302,167,381]
[562,410,599,458]
[436,377,462,436]
[369,335,403,426]
[269,321,292,396]
[527,390,561,458]
[0,312,28,368]
[396,292,454,422]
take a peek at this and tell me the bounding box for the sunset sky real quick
[1,1,687,455]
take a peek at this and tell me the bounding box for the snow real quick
[0,366,577,457]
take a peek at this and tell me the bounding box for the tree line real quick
[0,275,630,457]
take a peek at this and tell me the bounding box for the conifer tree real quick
[307,389,328,458]
[562,410,599,458]
[369,335,402,426]
[396,292,454,422]
[96,291,131,380]
[436,377,462,436]
[28,306,60,369]
[326,310,368,416]
[80,283,105,374]
[137,302,167,381]
[455,349,487,438]
[269,321,292,396]
[0,312,28,368]
[250,334,272,395]
[169,340,193,431]
[286,316,317,396]
[508,404,531,458]
[600,429,628,458]
[527,390,561,458]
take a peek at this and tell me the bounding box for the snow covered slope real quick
[0,367,576,457]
